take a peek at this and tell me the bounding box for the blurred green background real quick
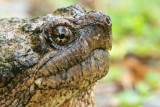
[0,0,160,106]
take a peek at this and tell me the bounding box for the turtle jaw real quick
[34,49,110,90]
[33,49,110,106]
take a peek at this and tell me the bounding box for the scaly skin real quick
[0,4,112,106]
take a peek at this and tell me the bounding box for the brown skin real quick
[0,4,112,106]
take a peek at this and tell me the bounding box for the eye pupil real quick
[59,33,65,39]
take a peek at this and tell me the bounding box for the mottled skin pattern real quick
[0,4,112,107]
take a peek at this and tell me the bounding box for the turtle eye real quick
[51,26,72,46]
[58,33,65,39]
[43,25,76,48]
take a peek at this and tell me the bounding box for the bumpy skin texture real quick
[0,4,112,107]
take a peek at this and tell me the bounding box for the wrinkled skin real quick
[0,4,112,107]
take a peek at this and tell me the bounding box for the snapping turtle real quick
[0,4,112,107]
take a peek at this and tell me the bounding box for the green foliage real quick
[145,72,160,89]
[52,0,80,8]
[117,90,142,107]
[108,0,160,58]
[135,81,150,96]
[110,0,160,39]
[100,65,123,83]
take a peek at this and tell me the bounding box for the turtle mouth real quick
[34,49,110,90]
[32,49,110,106]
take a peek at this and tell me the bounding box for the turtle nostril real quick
[106,16,112,26]
[106,17,110,24]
